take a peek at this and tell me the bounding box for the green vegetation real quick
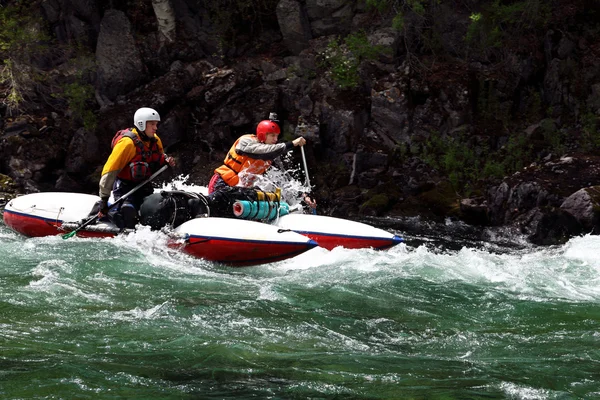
[580,112,600,152]
[0,0,49,114]
[59,53,97,131]
[466,0,552,52]
[0,59,23,113]
[363,0,552,59]
[421,130,480,195]
[417,116,572,196]
[499,133,530,174]
[365,0,428,33]
[318,31,389,89]
[359,193,390,214]
[1,0,97,130]
[63,82,97,131]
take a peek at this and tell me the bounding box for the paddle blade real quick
[61,214,97,239]
[62,230,78,239]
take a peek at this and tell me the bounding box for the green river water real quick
[1,221,599,399]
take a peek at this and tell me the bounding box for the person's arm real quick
[155,136,176,167]
[236,136,306,160]
[98,139,137,199]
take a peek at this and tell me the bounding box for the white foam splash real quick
[154,161,310,207]
[156,174,208,195]
[498,381,550,399]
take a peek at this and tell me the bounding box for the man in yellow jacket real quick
[97,107,176,229]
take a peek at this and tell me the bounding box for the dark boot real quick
[121,204,138,229]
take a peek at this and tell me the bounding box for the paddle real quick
[62,164,169,239]
[300,145,311,189]
[299,145,317,215]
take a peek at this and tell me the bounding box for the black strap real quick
[226,151,242,165]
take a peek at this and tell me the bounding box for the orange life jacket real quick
[112,129,163,182]
[214,135,272,187]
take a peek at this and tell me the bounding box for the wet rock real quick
[357,167,385,189]
[329,185,362,216]
[294,117,320,144]
[355,149,388,174]
[416,181,460,219]
[8,158,34,181]
[528,208,583,246]
[4,117,37,138]
[560,186,600,231]
[507,181,549,215]
[460,198,490,226]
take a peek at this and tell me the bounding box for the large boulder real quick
[95,10,146,101]
[276,0,312,55]
[528,208,583,246]
[560,186,600,232]
[305,0,355,37]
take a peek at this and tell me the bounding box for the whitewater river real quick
[1,217,599,399]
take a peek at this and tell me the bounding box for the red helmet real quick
[256,120,280,142]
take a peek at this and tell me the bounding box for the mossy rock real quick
[585,186,600,204]
[584,186,600,223]
[418,181,461,216]
[326,185,362,217]
[0,174,17,193]
[316,162,351,191]
[359,193,390,216]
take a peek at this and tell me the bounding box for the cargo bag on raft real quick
[138,187,289,231]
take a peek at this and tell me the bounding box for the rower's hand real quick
[303,194,317,209]
[293,137,306,147]
[165,155,176,167]
[96,198,109,217]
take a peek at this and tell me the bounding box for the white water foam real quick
[156,174,209,196]
[230,235,600,303]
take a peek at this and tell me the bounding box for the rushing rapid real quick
[1,218,599,399]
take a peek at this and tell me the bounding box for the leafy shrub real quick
[366,0,427,32]
[580,112,600,152]
[318,31,389,89]
[63,82,97,131]
[466,0,552,52]
[0,1,50,114]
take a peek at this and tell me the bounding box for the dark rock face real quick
[277,0,312,55]
[95,10,146,101]
[2,1,600,246]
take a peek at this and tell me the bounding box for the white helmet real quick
[134,107,160,131]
